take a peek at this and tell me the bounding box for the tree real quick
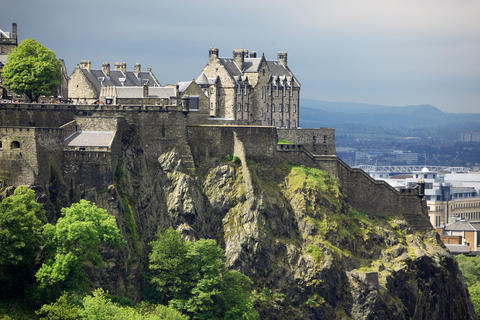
[0,186,46,295]
[2,38,61,102]
[148,228,258,320]
[36,200,125,293]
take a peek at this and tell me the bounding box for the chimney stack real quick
[134,63,141,77]
[143,84,148,98]
[102,62,110,77]
[12,23,17,42]
[114,62,126,73]
[249,51,257,58]
[209,47,219,61]
[233,49,245,69]
[277,51,288,67]
[80,60,91,71]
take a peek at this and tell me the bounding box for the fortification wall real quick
[277,128,336,155]
[276,147,431,230]
[63,151,113,190]
[187,125,277,165]
[75,116,119,131]
[0,127,38,184]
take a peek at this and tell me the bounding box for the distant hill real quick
[300,99,480,138]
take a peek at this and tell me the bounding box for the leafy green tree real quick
[36,200,125,293]
[2,38,61,102]
[36,291,84,320]
[148,228,258,320]
[0,186,46,296]
[456,255,480,315]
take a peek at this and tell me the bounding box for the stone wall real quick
[187,125,278,165]
[277,128,336,155]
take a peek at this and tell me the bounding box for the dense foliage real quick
[36,200,125,293]
[0,187,46,296]
[37,289,188,320]
[456,255,480,315]
[1,38,61,101]
[148,228,258,320]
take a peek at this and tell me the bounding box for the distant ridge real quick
[300,98,480,131]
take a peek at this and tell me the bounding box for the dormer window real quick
[97,77,105,86]
[142,79,149,85]
[119,77,126,86]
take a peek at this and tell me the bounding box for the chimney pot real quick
[102,62,110,77]
[80,60,91,71]
[250,51,257,58]
[209,47,219,61]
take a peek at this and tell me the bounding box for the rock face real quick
[6,147,475,319]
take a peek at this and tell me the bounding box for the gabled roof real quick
[178,81,192,93]
[78,67,160,95]
[445,220,480,231]
[215,55,300,87]
[195,72,218,86]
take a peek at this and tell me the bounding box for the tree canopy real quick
[36,200,125,292]
[1,38,61,102]
[148,228,258,320]
[0,186,46,295]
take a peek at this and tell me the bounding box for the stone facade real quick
[198,48,300,128]
[68,61,160,103]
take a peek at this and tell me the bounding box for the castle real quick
[0,40,432,231]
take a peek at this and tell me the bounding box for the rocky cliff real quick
[3,140,475,319]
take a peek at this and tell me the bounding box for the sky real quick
[1,0,479,113]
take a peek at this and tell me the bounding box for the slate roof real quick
[80,67,160,95]
[178,81,191,93]
[445,220,480,231]
[65,131,115,147]
[445,244,471,254]
[216,56,300,87]
[195,73,218,86]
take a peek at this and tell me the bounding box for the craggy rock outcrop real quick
[5,147,475,319]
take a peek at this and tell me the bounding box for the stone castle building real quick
[0,23,18,98]
[197,48,300,128]
[68,61,161,103]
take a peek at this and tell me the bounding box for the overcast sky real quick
[1,0,479,113]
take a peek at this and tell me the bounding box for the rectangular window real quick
[283,87,286,97]
[268,85,271,96]
[279,103,283,112]
[276,87,279,97]
[262,87,265,99]
[286,104,289,112]
[238,103,242,112]
[293,104,296,113]
[272,119,275,126]
[244,86,247,96]
[286,119,289,128]
[272,103,275,112]
[290,87,293,97]
[245,103,248,112]
[266,103,269,112]
[280,119,283,127]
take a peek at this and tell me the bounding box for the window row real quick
[266,103,296,113]
[261,86,295,98]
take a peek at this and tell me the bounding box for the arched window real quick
[11,141,20,149]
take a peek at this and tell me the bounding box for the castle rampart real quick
[0,102,432,230]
